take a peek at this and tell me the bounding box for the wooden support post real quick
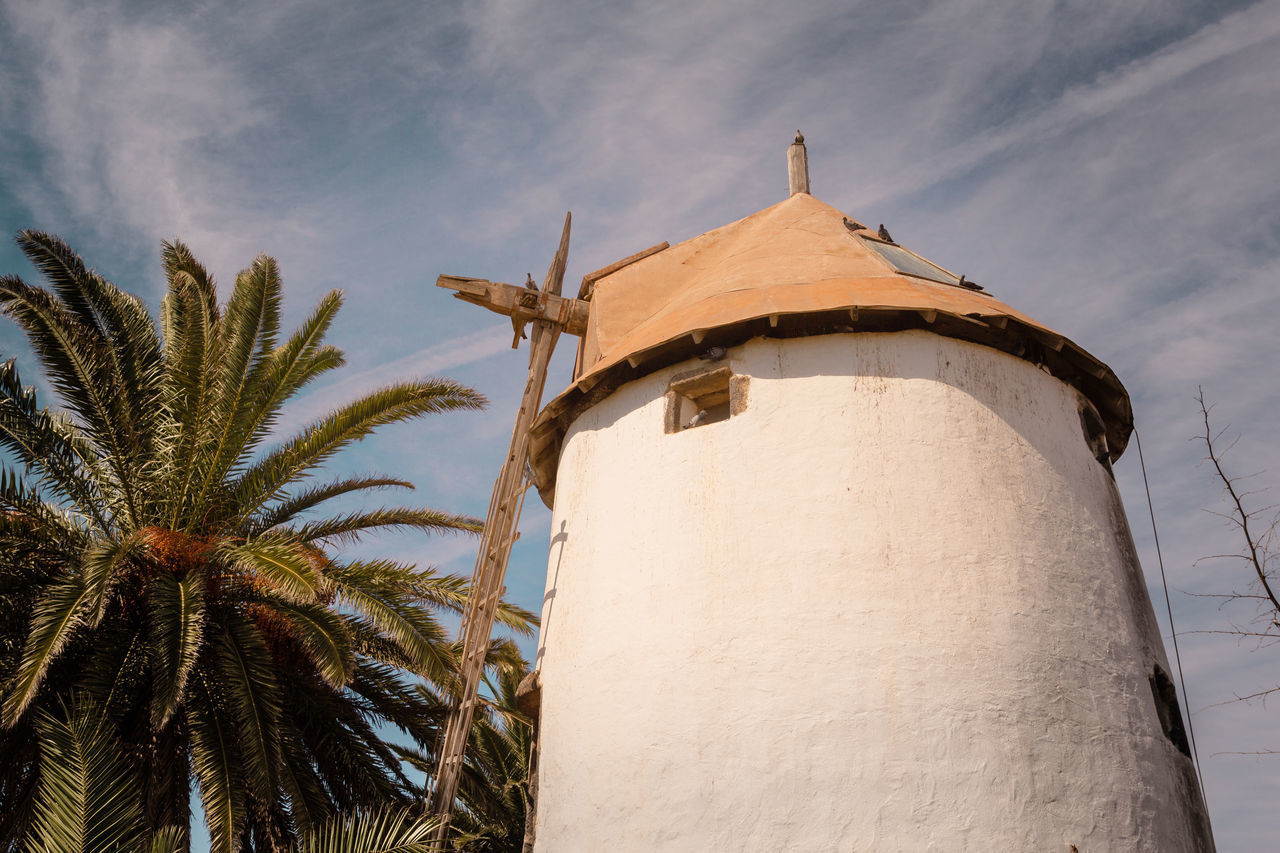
[428,212,579,846]
[788,130,810,196]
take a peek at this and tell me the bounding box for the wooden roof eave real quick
[528,305,1133,508]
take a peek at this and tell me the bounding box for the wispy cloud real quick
[0,0,302,282]
[853,1,1280,208]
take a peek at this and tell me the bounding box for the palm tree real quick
[0,231,534,852]
[403,658,535,852]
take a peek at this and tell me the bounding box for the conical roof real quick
[529,192,1131,504]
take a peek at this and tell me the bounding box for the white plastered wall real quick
[533,331,1213,852]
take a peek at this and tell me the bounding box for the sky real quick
[0,0,1277,848]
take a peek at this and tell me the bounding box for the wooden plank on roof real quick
[577,241,670,300]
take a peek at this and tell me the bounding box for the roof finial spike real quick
[788,130,810,196]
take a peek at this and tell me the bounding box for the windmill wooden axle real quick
[437,275,589,344]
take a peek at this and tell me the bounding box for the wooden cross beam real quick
[428,212,582,846]
[437,274,590,347]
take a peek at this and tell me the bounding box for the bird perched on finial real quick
[525,273,537,290]
[795,130,804,144]
[877,224,894,243]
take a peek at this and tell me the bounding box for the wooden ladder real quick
[428,213,575,845]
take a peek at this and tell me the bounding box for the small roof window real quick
[862,237,960,286]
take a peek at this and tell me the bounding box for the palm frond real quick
[77,623,148,718]
[159,257,222,528]
[148,824,188,853]
[148,571,205,727]
[268,602,354,688]
[15,230,164,457]
[0,465,91,552]
[353,564,537,637]
[160,240,219,326]
[27,694,146,853]
[298,809,440,853]
[223,537,321,603]
[0,274,142,525]
[286,685,410,810]
[324,567,454,680]
[275,720,332,835]
[213,614,283,807]
[348,660,443,747]
[83,534,142,626]
[3,574,93,725]
[187,254,283,515]
[14,230,111,338]
[248,474,414,536]
[0,717,41,851]
[186,674,245,853]
[223,290,345,466]
[0,359,110,526]
[449,661,534,853]
[230,379,485,519]
[293,506,481,546]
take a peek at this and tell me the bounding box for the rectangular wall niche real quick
[664,364,748,433]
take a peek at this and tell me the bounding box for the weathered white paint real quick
[533,330,1213,852]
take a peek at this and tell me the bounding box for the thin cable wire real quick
[1133,424,1206,800]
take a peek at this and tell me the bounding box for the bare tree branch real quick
[1198,388,1280,615]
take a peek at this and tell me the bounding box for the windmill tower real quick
[501,136,1215,851]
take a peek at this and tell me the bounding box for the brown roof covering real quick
[529,193,1132,506]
